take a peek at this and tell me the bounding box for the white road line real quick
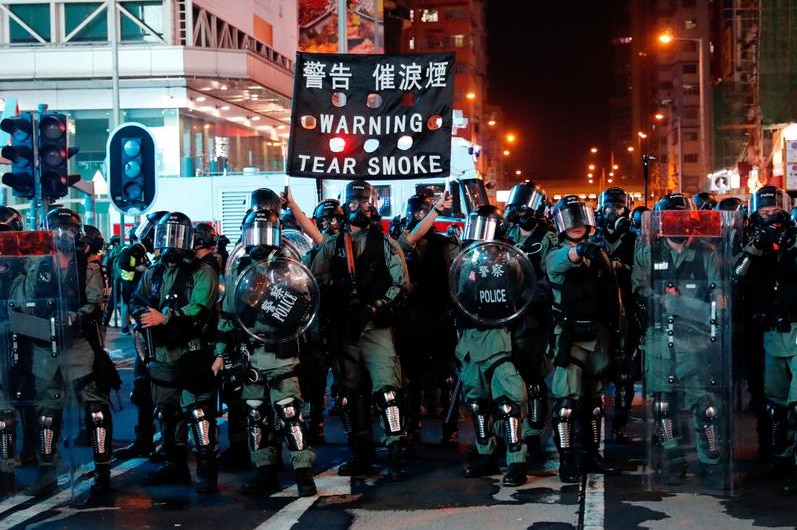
[582,416,607,530]
[253,467,350,530]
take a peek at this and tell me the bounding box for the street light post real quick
[659,32,707,193]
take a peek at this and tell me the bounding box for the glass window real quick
[65,3,107,42]
[9,4,51,44]
[121,1,165,42]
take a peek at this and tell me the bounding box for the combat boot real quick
[502,462,527,487]
[0,471,16,498]
[241,465,280,494]
[144,446,191,486]
[338,434,375,476]
[463,448,500,478]
[385,441,408,482]
[294,467,317,497]
[90,464,112,496]
[24,465,59,496]
[195,457,218,494]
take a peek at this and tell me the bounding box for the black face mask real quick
[249,244,279,262]
[348,207,372,228]
[668,236,688,244]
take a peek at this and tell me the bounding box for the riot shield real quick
[232,255,320,343]
[0,230,83,501]
[224,235,308,282]
[449,240,535,326]
[639,209,740,493]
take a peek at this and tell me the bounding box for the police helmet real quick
[344,180,376,228]
[693,192,718,210]
[47,207,83,238]
[716,197,745,212]
[133,210,168,244]
[193,222,217,250]
[653,193,696,211]
[404,194,433,230]
[631,205,649,231]
[0,206,23,231]
[280,209,299,230]
[597,186,632,232]
[313,199,345,234]
[505,181,546,230]
[552,195,596,236]
[153,211,193,253]
[463,205,507,242]
[83,225,105,254]
[249,188,283,212]
[750,185,792,214]
[241,208,281,260]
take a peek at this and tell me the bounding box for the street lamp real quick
[659,30,708,192]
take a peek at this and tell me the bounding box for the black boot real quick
[24,465,59,496]
[558,450,580,484]
[525,435,542,465]
[218,441,252,471]
[294,467,317,497]
[241,465,280,494]
[91,464,112,496]
[338,434,375,476]
[144,446,192,486]
[502,462,527,487]
[464,448,500,478]
[195,457,218,494]
[114,438,156,460]
[0,471,16,498]
[385,441,408,482]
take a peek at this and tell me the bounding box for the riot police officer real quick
[504,181,556,463]
[693,192,718,211]
[631,206,649,237]
[310,179,410,481]
[115,211,169,462]
[216,190,318,497]
[546,195,620,483]
[131,212,221,493]
[452,205,533,487]
[734,186,797,492]
[593,187,639,444]
[393,192,459,447]
[14,208,115,500]
[632,193,726,486]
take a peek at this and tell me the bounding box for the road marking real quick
[253,467,350,530]
[581,416,606,530]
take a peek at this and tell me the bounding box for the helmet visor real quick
[242,219,281,250]
[553,202,595,234]
[154,222,193,251]
[463,214,499,241]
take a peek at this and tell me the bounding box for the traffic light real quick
[38,113,79,199]
[107,123,157,215]
[1,112,36,198]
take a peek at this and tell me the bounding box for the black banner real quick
[287,52,455,180]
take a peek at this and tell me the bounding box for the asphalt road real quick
[2,328,796,530]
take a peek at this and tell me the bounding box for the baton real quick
[443,372,463,425]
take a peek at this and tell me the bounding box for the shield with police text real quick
[233,255,320,343]
[449,240,535,326]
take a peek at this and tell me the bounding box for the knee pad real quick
[275,397,308,451]
[653,392,675,444]
[37,409,62,463]
[86,403,113,463]
[693,398,721,460]
[0,410,16,462]
[770,402,791,456]
[246,400,274,451]
[583,400,604,446]
[187,402,217,456]
[495,398,522,452]
[466,399,492,445]
[526,382,548,431]
[552,398,577,450]
[156,405,183,448]
[374,386,404,437]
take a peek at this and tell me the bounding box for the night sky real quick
[485,2,615,188]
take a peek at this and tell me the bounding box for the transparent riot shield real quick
[224,235,308,282]
[0,230,83,501]
[232,254,320,343]
[449,240,536,326]
[640,209,740,494]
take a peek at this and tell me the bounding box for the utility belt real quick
[554,311,603,342]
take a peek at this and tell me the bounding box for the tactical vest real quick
[148,261,206,349]
[331,230,392,307]
[517,224,553,301]
[747,248,797,325]
[405,231,451,307]
[653,242,713,302]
